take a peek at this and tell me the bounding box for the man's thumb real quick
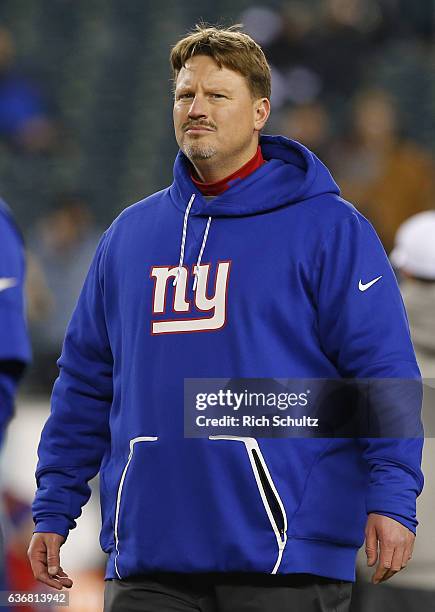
[46,540,60,576]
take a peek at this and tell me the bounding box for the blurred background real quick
[0,0,434,610]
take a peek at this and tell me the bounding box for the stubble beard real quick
[182,141,217,161]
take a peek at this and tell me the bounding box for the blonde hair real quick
[170,23,271,100]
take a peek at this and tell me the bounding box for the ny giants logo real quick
[150,261,231,334]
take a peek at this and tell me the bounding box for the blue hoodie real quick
[32,135,423,582]
[0,200,31,442]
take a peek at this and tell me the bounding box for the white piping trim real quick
[114,436,158,579]
[209,435,288,574]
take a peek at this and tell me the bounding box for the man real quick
[0,198,31,583]
[28,25,423,612]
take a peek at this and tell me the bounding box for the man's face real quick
[173,54,267,164]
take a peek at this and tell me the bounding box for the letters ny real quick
[150,261,231,334]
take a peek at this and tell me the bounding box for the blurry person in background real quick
[390,211,435,379]
[351,210,435,611]
[328,88,434,252]
[301,0,378,102]
[0,27,57,155]
[25,193,100,393]
[0,198,31,588]
[278,101,332,161]
[250,0,384,111]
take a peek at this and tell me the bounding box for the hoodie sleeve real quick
[0,366,24,446]
[0,210,30,444]
[32,231,113,539]
[313,209,424,534]
[0,210,31,365]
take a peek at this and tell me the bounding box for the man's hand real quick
[27,533,73,590]
[365,513,415,584]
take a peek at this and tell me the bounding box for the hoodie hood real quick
[169,134,340,290]
[170,134,340,218]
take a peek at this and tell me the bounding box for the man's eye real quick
[211,93,224,98]
[177,93,193,99]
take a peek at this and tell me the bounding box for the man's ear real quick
[254,98,271,132]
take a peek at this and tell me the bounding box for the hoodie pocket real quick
[112,435,332,577]
[209,435,288,574]
[114,436,158,579]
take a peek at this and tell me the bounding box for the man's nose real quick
[187,95,208,119]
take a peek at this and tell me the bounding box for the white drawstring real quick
[173,194,196,287]
[193,215,212,291]
[173,193,212,291]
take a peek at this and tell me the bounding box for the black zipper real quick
[251,448,285,537]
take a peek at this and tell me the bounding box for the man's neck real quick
[190,144,265,197]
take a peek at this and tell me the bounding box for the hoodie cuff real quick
[33,519,71,540]
[366,511,417,535]
[366,479,419,535]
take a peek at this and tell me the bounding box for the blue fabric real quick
[0,200,31,442]
[0,200,31,364]
[32,135,423,583]
[0,371,19,446]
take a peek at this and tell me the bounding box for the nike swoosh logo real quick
[359,275,382,292]
[0,277,18,292]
